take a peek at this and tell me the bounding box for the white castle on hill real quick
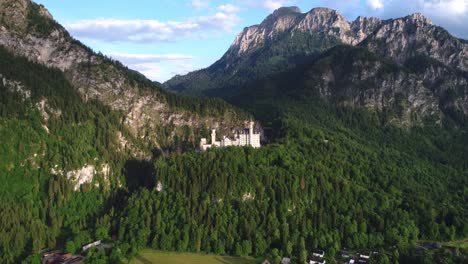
[200,121,261,151]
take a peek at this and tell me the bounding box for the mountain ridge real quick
[165,6,468,126]
[0,2,467,263]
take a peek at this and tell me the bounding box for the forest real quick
[110,98,467,263]
[0,32,467,264]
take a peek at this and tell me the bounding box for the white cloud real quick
[367,0,384,10]
[218,4,241,13]
[110,53,194,63]
[262,0,297,11]
[422,0,467,16]
[189,0,210,10]
[66,11,240,43]
[109,53,195,82]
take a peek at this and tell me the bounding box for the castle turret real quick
[200,138,207,149]
[248,121,254,145]
[211,129,216,145]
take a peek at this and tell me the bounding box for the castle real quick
[200,121,261,151]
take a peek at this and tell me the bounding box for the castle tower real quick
[249,121,254,145]
[200,138,207,149]
[211,129,216,145]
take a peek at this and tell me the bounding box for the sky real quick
[33,0,468,82]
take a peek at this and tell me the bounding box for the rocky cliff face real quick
[0,0,248,154]
[228,7,466,69]
[361,13,468,72]
[166,6,468,125]
[311,47,444,125]
[230,7,302,55]
[228,7,379,56]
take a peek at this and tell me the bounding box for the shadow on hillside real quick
[124,160,156,192]
[215,256,251,264]
[135,255,153,264]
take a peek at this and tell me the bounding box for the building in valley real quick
[200,121,261,151]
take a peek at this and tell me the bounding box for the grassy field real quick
[130,250,259,264]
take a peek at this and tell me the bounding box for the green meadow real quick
[130,250,259,264]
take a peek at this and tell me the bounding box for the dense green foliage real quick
[109,45,468,263]
[111,96,467,263]
[1,41,467,263]
[0,43,246,263]
[0,42,134,263]
[26,2,60,36]
[1,4,467,263]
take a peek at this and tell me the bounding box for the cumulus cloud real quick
[110,53,194,63]
[66,11,240,43]
[218,4,241,13]
[109,53,195,82]
[367,0,384,10]
[189,0,210,10]
[241,0,297,11]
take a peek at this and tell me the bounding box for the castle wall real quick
[200,122,261,151]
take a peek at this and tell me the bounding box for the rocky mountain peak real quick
[230,7,353,55]
[36,3,53,20]
[351,16,382,44]
[260,6,302,30]
[166,6,468,114]
[295,7,357,44]
[300,7,349,29]
[408,12,432,25]
[271,6,301,17]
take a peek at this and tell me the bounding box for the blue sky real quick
[34,0,468,82]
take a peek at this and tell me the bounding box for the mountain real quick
[0,0,250,154]
[161,9,467,262]
[1,2,467,264]
[0,1,248,262]
[165,7,468,125]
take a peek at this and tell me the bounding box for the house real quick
[200,121,261,150]
[340,251,350,258]
[281,257,291,264]
[309,250,326,264]
[356,252,370,263]
[41,251,84,264]
[309,256,326,264]
[82,240,101,251]
[312,250,325,258]
[262,260,271,264]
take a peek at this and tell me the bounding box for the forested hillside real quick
[0,1,467,264]
[0,26,247,264]
[0,0,250,151]
[106,89,467,263]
